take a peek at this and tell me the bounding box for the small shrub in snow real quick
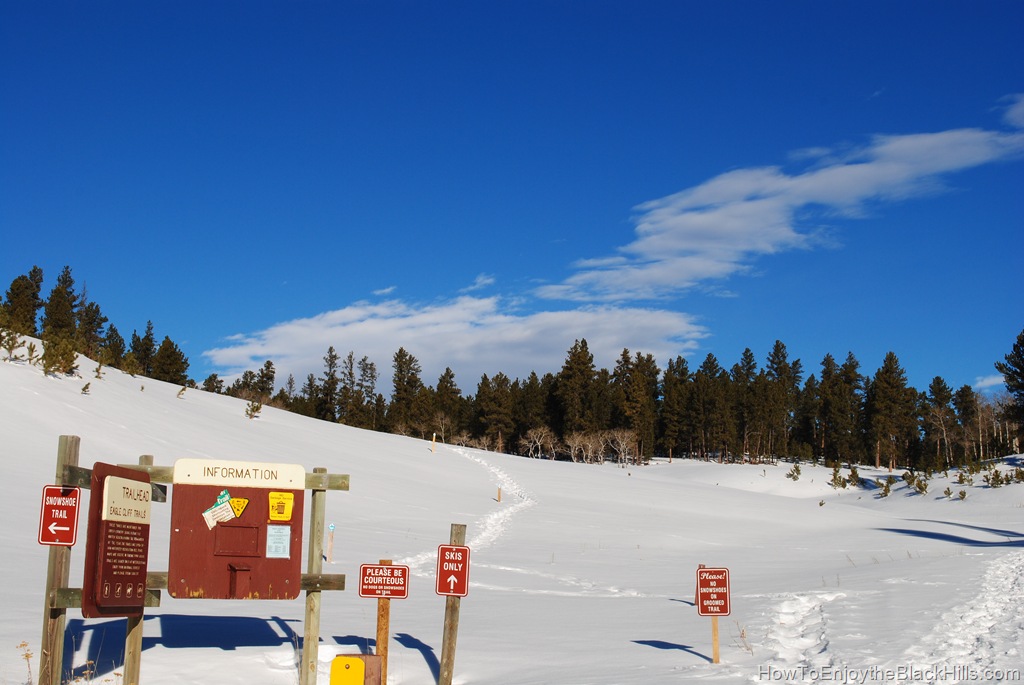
[831,465,847,489]
[246,400,263,419]
[786,463,801,481]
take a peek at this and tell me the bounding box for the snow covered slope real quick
[2,347,1022,684]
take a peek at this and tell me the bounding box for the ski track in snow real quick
[756,551,1024,683]
[395,447,648,599]
[396,447,536,575]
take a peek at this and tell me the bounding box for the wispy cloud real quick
[974,374,1006,391]
[1001,93,1024,128]
[537,111,1024,303]
[203,97,1024,392]
[204,296,706,392]
[460,273,496,293]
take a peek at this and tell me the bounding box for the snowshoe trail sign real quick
[38,485,82,546]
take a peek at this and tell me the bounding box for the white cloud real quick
[537,122,1024,302]
[460,273,496,293]
[1001,93,1024,129]
[203,296,706,394]
[974,374,1006,391]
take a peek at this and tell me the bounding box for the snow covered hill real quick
[2,345,1022,684]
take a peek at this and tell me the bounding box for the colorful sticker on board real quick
[229,497,249,518]
[202,489,235,529]
[267,491,294,521]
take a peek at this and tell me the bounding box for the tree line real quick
[3,265,1022,471]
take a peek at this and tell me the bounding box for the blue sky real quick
[2,1,1022,397]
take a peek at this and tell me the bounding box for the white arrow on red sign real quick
[435,544,470,597]
[38,485,82,546]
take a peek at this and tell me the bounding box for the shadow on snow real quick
[64,615,438,681]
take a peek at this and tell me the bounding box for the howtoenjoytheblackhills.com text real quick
[757,664,1022,684]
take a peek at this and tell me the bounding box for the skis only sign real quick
[435,544,470,597]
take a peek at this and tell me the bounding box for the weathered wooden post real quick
[301,467,328,685]
[39,435,79,685]
[376,559,392,684]
[439,523,467,685]
[120,454,154,685]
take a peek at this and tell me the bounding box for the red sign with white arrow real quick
[38,485,82,546]
[435,544,470,597]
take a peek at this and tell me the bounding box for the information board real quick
[168,458,305,600]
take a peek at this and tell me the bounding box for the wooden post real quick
[300,467,328,685]
[121,454,153,685]
[497,487,501,503]
[39,435,79,685]
[327,524,335,564]
[439,523,466,685]
[432,433,437,453]
[711,615,720,664]
[377,559,391,685]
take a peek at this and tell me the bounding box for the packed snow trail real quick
[754,552,1024,684]
[395,446,536,574]
[897,550,1024,682]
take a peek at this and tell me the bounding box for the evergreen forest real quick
[3,265,1022,473]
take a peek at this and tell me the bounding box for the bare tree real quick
[521,426,557,459]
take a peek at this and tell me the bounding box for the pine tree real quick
[730,348,759,457]
[623,352,660,460]
[476,372,515,453]
[356,356,380,429]
[41,266,78,344]
[554,339,597,436]
[100,324,126,368]
[202,373,225,394]
[255,360,276,400]
[150,336,190,385]
[764,340,803,458]
[2,266,44,336]
[434,367,465,441]
[864,352,918,470]
[818,352,863,465]
[73,285,107,359]
[388,347,425,433]
[317,346,341,422]
[924,376,956,471]
[994,327,1024,427]
[130,322,157,376]
[659,356,692,460]
[690,353,730,460]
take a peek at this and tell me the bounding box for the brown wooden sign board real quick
[168,459,306,600]
[81,462,153,618]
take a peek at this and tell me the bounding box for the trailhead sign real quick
[81,463,153,618]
